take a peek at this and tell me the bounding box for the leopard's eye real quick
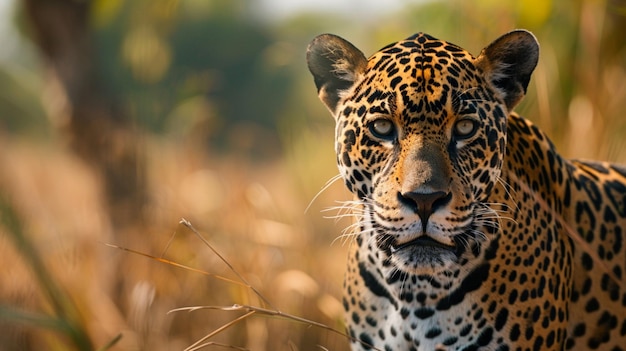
[369,119,396,139]
[454,119,477,139]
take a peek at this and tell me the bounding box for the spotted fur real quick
[307,30,626,350]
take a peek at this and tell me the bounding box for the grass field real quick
[0,131,358,350]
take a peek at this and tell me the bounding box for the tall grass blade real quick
[0,197,94,350]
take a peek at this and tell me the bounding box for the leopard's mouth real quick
[390,235,457,253]
[387,235,460,273]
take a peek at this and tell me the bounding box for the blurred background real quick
[0,0,624,350]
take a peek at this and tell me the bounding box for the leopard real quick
[306,29,626,351]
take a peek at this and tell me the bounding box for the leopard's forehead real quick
[345,33,485,126]
[361,33,478,99]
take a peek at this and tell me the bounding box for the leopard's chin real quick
[389,240,460,275]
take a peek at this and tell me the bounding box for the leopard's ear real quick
[307,34,367,115]
[476,30,539,110]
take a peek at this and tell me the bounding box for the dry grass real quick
[0,132,354,351]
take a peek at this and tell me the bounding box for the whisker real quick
[496,176,521,212]
[305,173,344,213]
[323,201,369,224]
[332,225,377,246]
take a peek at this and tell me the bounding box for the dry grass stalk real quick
[110,218,379,350]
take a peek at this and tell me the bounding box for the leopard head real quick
[307,30,539,275]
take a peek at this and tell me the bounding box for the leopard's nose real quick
[398,191,452,226]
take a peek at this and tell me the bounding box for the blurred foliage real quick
[0,55,48,137]
[94,0,299,157]
[0,0,625,350]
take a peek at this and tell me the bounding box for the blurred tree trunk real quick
[23,0,144,233]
